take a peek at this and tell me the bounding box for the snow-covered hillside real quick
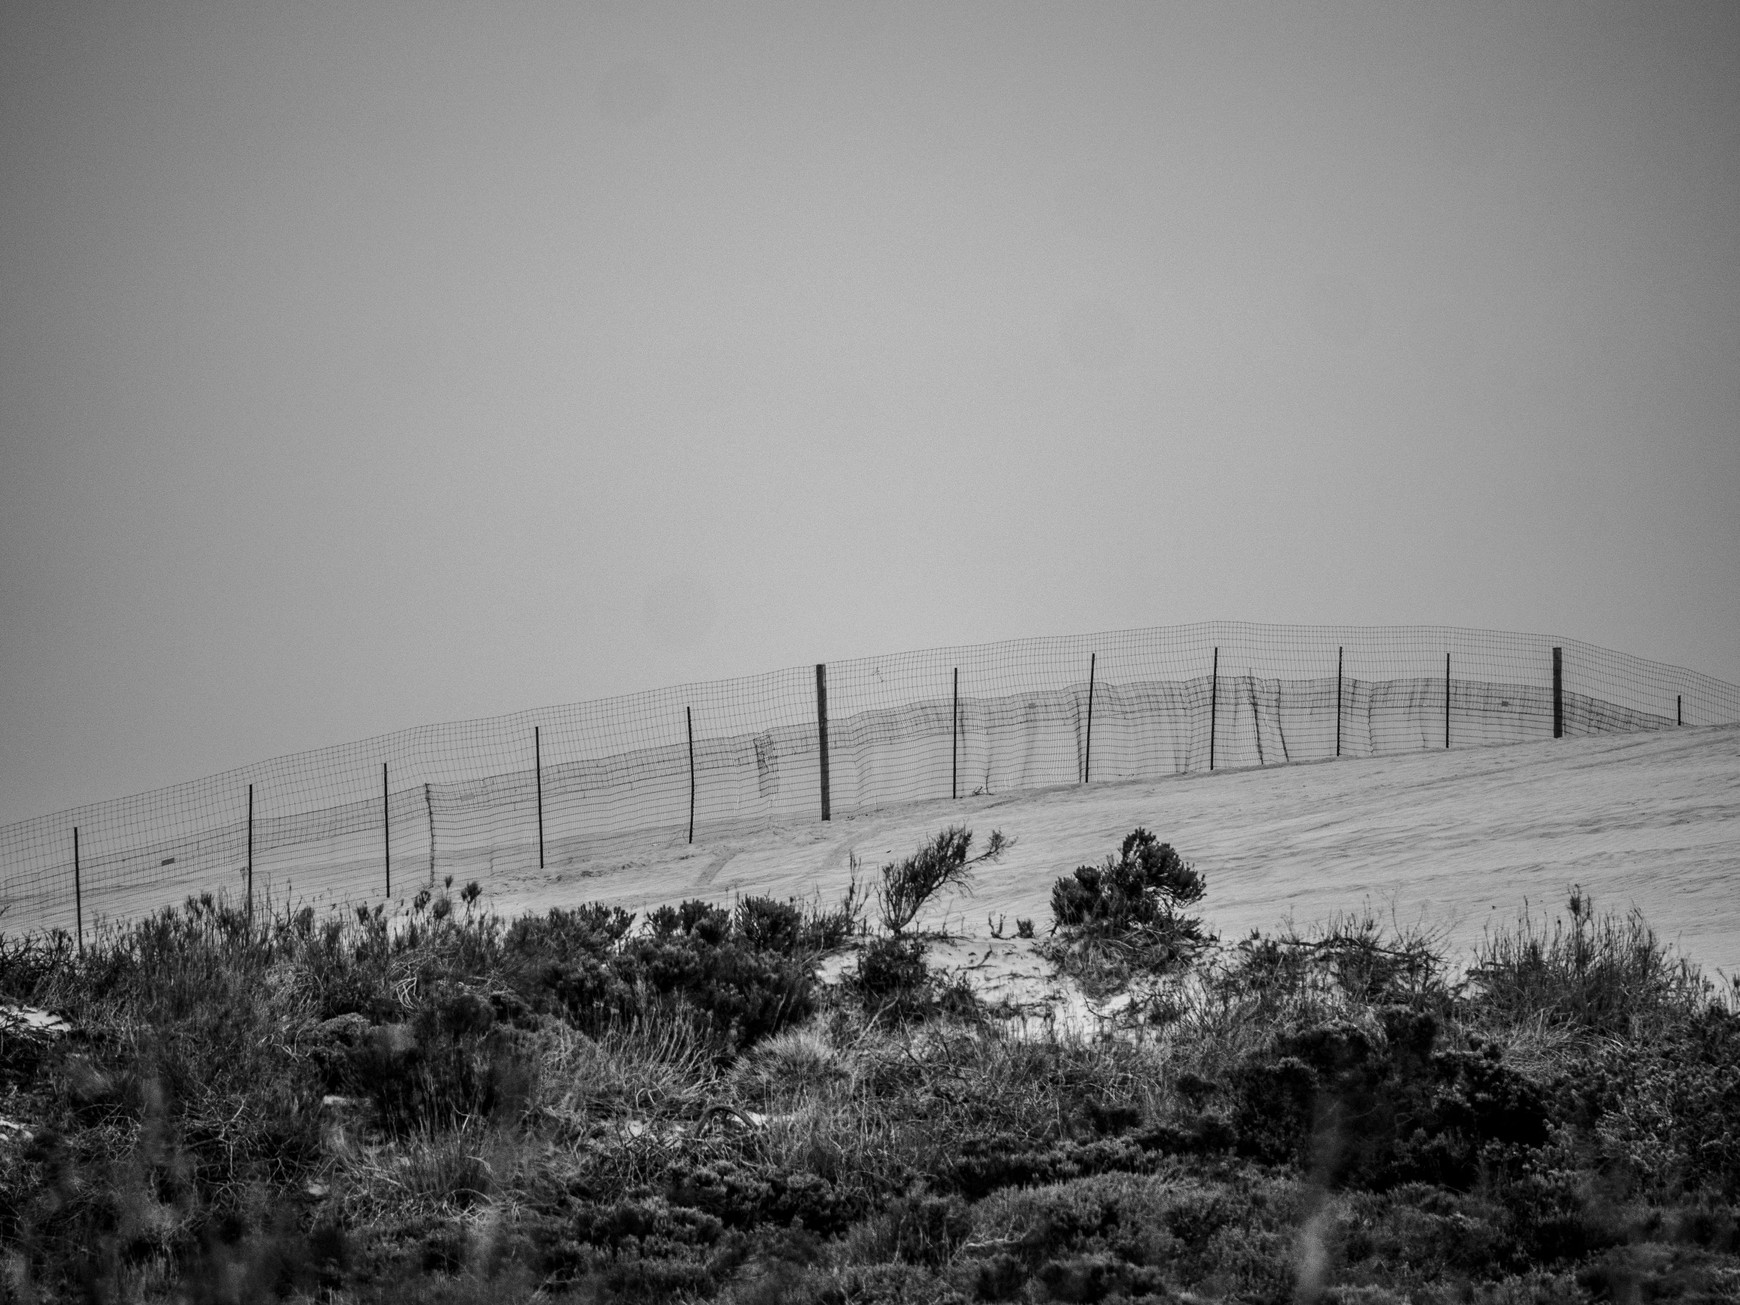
[476,723,1740,980]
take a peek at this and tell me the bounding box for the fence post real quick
[534,725,545,869]
[1083,652,1097,784]
[425,783,435,886]
[1335,646,1343,758]
[951,667,959,800]
[1249,670,1264,766]
[815,663,831,822]
[1552,647,1563,739]
[246,783,254,925]
[1209,647,1219,772]
[686,707,696,845]
[382,762,390,898]
[73,825,83,957]
[1678,695,1683,726]
[1445,654,1451,750]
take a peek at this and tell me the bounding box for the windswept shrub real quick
[874,826,1009,935]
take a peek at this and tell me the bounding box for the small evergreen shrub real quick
[855,935,931,1004]
[1043,829,1210,992]
[1049,828,1204,934]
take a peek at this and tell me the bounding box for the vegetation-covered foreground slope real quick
[2,825,1739,1303]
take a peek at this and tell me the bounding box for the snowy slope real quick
[473,723,1740,979]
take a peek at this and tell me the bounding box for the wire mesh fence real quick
[4,621,1736,939]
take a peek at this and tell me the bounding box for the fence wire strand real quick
[3,622,1735,936]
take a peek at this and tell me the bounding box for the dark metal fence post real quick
[1209,647,1219,772]
[382,762,390,898]
[1083,652,1097,784]
[815,663,831,822]
[73,825,83,957]
[246,783,254,924]
[534,725,545,869]
[1552,647,1563,739]
[425,782,435,886]
[1335,646,1344,758]
[1445,654,1451,750]
[1677,694,1683,726]
[951,667,959,800]
[686,707,696,845]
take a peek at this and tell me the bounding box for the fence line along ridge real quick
[4,620,1736,941]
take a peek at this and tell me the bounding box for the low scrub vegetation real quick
[1,837,1736,1303]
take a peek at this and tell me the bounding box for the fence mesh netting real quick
[4,622,1736,937]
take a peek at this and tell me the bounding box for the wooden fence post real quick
[815,664,831,822]
[1335,646,1343,758]
[686,707,696,844]
[1552,647,1563,739]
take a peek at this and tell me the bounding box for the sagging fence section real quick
[5,622,1737,941]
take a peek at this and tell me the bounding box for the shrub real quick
[1043,829,1210,993]
[856,935,932,1004]
[503,903,634,962]
[874,826,1009,935]
[1227,1010,1550,1189]
[736,896,805,955]
[1558,1004,1740,1200]
[1466,889,1709,1039]
[1049,828,1204,934]
[624,926,816,1050]
[1215,911,1450,1015]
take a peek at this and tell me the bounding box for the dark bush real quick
[736,896,805,955]
[1044,830,1210,989]
[663,1159,867,1236]
[1049,828,1203,934]
[503,903,634,962]
[503,897,819,1050]
[856,935,931,1004]
[647,898,731,944]
[1228,1011,1550,1189]
[1555,1004,1740,1200]
[622,926,814,1050]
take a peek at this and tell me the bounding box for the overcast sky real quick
[2,1,1736,826]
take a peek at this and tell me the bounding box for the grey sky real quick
[2,1,1736,826]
